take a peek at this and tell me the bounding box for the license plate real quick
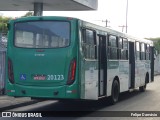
[33,75,46,80]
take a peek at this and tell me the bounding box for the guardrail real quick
[0,33,7,95]
[0,44,6,95]
[154,54,160,75]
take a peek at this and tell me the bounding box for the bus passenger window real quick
[121,38,128,60]
[86,30,94,44]
[108,35,118,59]
[82,29,97,59]
[146,44,150,60]
[121,50,128,60]
[119,38,123,49]
[109,35,117,47]
[140,43,145,60]
[136,42,140,60]
[118,38,123,59]
[123,38,128,49]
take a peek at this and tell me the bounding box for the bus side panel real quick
[6,21,16,96]
[107,61,119,96]
[65,20,80,99]
[107,60,129,95]
[79,56,99,100]
[84,60,98,100]
[119,61,130,92]
[79,21,98,100]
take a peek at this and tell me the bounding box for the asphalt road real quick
[3,75,160,120]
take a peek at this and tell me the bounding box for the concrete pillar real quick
[34,2,43,16]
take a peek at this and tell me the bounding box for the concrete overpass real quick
[0,0,98,16]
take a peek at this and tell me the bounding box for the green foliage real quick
[0,16,12,33]
[0,11,33,34]
[22,11,33,17]
[146,37,160,53]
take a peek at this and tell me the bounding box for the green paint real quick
[6,16,80,99]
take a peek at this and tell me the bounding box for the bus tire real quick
[110,80,120,105]
[139,84,146,92]
[139,75,148,92]
[0,88,4,95]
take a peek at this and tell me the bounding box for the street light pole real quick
[34,2,43,16]
[126,0,128,33]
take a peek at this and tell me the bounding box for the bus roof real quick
[80,20,153,46]
[10,16,153,46]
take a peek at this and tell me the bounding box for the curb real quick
[154,74,160,76]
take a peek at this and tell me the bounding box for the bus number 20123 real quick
[47,75,64,80]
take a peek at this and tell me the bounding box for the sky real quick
[0,0,160,38]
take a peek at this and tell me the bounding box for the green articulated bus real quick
[6,16,154,104]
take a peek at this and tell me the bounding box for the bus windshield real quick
[14,21,70,48]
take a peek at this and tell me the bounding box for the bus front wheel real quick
[110,80,120,105]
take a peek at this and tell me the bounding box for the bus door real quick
[150,46,154,82]
[98,35,107,97]
[129,41,135,88]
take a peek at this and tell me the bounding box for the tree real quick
[0,11,33,34]
[22,11,33,17]
[0,16,12,33]
[146,37,160,54]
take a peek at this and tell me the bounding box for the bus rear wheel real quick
[110,80,120,105]
[139,75,148,92]
[139,84,146,92]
